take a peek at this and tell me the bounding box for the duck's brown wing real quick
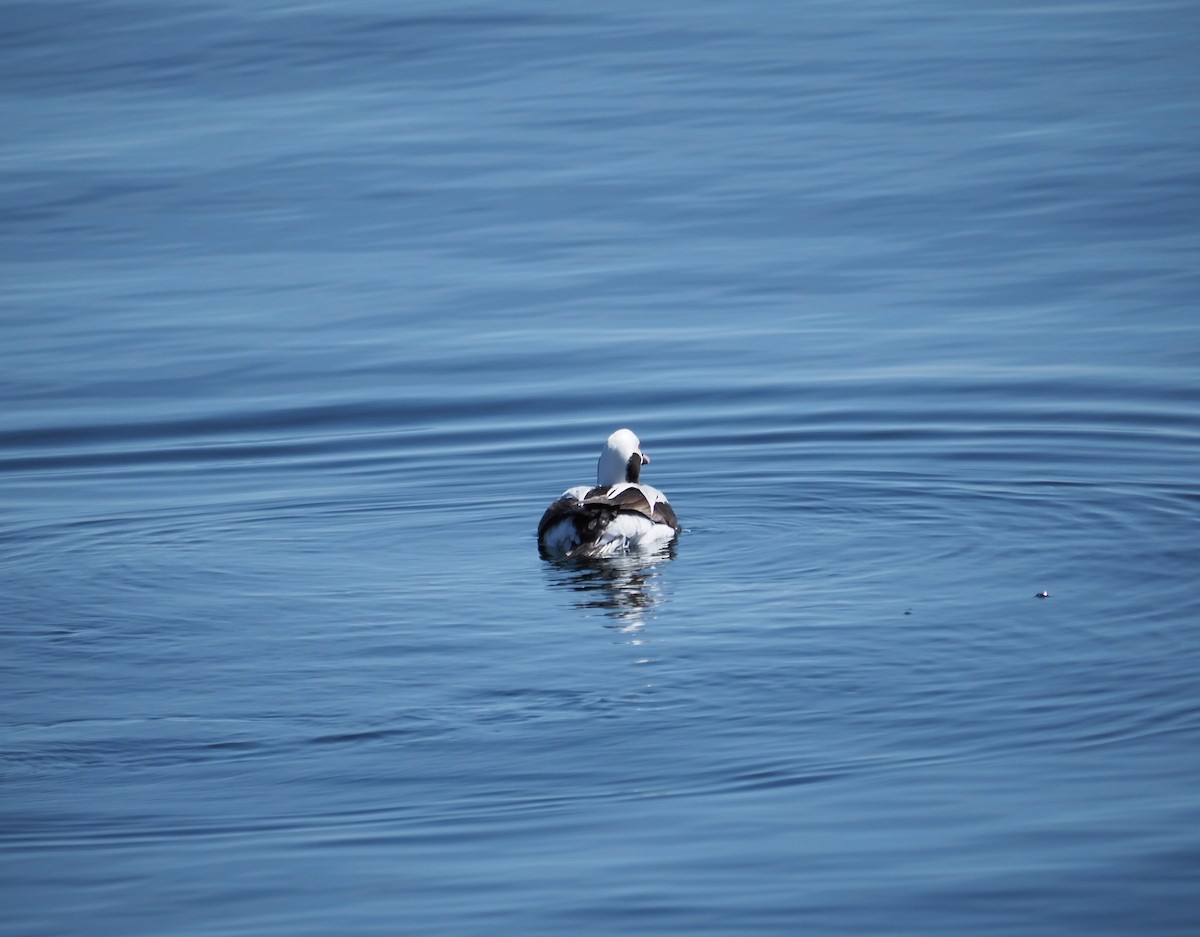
[537,496,588,543]
[538,494,624,552]
[581,485,679,530]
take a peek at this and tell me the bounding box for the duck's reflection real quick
[542,546,675,633]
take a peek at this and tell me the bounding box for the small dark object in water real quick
[1035,591,1049,599]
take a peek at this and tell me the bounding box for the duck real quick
[537,428,680,559]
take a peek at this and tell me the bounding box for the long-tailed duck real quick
[538,428,680,559]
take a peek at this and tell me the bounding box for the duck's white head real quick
[597,428,649,486]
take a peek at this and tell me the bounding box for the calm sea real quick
[3,2,1198,934]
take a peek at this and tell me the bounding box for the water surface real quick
[3,2,1199,935]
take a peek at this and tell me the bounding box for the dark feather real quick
[581,485,678,528]
[652,499,678,530]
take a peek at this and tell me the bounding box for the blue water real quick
[3,2,1199,934]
